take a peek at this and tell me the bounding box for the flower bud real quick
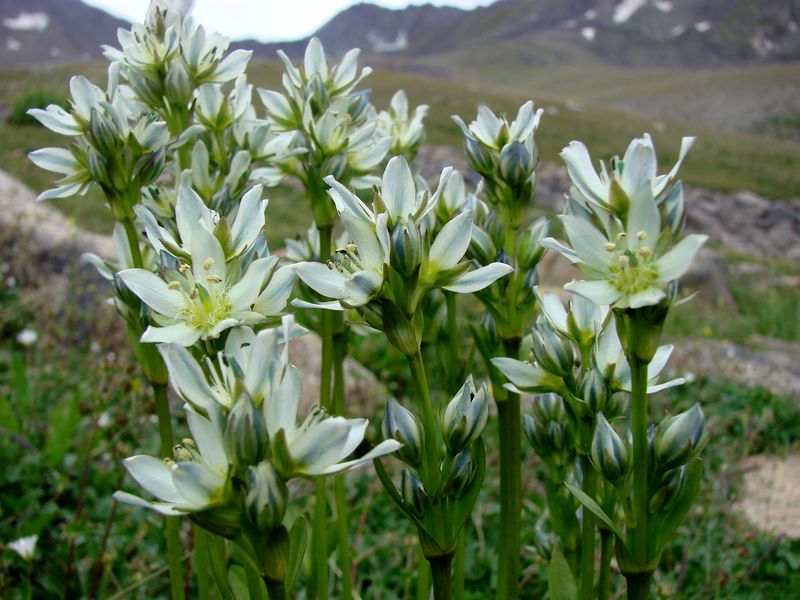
[442,377,490,455]
[468,225,497,266]
[165,60,194,107]
[654,404,705,470]
[382,398,423,468]
[531,322,574,377]
[245,461,288,532]
[390,217,422,277]
[649,464,686,513]
[516,216,549,270]
[578,368,611,414]
[89,108,120,155]
[499,140,534,188]
[224,393,266,467]
[442,447,476,498]
[463,135,495,176]
[322,153,349,180]
[190,502,242,539]
[660,181,686,237]
[127,68,163,108]
[87,148,111,188]
[135,148,166,186]
[401,469,427,516]
[591,414,629,486]
[383,302,420,357]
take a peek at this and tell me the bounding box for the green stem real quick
[598,529,613,600]
[496,338,522,600]
[453,530,465,600]
[313,224,335,600]
[430,554,454,600]
[407,350,440,494]
[626,572,653,600]
[417,547,430,600]
[630,357,650,567]
[193,528,211,600]
[444,292,459,388]
[245,564,268,600]
[121,217,144,268]
[579,455,596,600]
[332,330,353,599]
[265,579,287,600]
[153,383,185,600]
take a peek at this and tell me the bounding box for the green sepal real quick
[564,481,627,548]
[450,438,486,534]
[373,458,437,542]
[654,457,703,551]
[548,547,578,600]
[286,516,307,593]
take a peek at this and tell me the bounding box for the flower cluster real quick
[294,156,513,354]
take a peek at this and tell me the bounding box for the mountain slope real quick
[0,0,130,68]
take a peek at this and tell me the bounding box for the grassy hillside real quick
[1,58,799,237]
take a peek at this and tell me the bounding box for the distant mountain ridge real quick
[2,0,799,70]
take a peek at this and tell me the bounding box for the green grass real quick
[1,58,799,238]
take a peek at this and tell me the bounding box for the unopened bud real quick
[516,216,549,270]
[245,462,288,532]
[591,413,629,486]
[655,403,705,470]
[442,376,490,455]
[463,135,495,176]
[442,447,476,498]
[468,225,497,265]
[135,148,166,186]
[224,393,267,467]
[531,322,574,377]
[87,148,111,187]
[578,368,611,414]
[649,464,686,513]
[165,60,193,106]
[382,398,423,468]
[401,469,427,516]
[89,108,120,155]
[499,140,534,188]
[390,217,422,277]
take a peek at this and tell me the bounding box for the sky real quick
[80,0,497,43]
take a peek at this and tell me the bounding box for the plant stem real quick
[444,292,460,388]
[407,350,440,493]
[265,579,287,600]
[313,224,335,600]
[332,329,353,599]
[626,572,653,600]
[453,529,466,600]
[245,563,268,600]
[193,528,211,600]
[430,554,454,600]
[121,217,144,268]
[496,338,522,600]
[598,529,613,600]
[417,547,430,600]
[629,355,651,599]
[153,383,185,600]
[579,455,596,600]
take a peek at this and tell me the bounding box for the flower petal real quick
[560,215,611,273]
[142,323,202,346]
[118,269,185,316]
[294,262,346,299]
[656,234,708,282]
[443,262,513,293]
[564,279,624,306]
[381,156,416,221]
[123,455,183,503]
[429,210,473,272]
[561,141,608,206]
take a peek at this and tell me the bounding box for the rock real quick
[735,454,800,539]
[679,247,735,308]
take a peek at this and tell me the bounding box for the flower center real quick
[182,286,232,332]
[607,251,659,294]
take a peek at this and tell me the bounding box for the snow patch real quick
[654,1,673,12]
[613,0,647,24]
[671,24,685,37]
[694,21,711,33]
[3,11,49,32]
[788,21,798,33]
[563,19,578,29]
[585,9,597,21]
[6,37,21,51]
[367,30,408,53]
[581,27,596,42]
[49,47,61,58]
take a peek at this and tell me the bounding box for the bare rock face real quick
[680,247,735,308]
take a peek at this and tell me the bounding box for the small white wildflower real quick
[8,534,38,561]
[97,412,113,428]
[16,329,38,347]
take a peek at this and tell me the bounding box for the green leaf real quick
[548,547,577,600]
[10,351,30,415]
[655,458,704,550]
[43,392,81,466]
[0,390,19,433]
[205,533,237,600]
[564,481,627,547]
[227,565,250,600]
[286,516,307,593]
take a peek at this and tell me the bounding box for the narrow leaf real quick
[548,547,578,600]
[655,458,704,550]
[564,481,627,547]
[286,516,307,593]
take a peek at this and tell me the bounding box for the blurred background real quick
[1,1,799,598]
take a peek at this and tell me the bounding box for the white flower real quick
[560,134,694,211]
[294,157,513,310]
[15,329,38,347]
[378,90,428,157]
[452,101,542,152]
[114,407,231,516]
[7,535,38,561]
[118,186,296,345]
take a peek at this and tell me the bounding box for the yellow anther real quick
[345,243,358,254]
[206,274,223,284]
[636,230,646,240]
[203,257,215,271]
[163,458,176,468]
[617,232,627,240]
[182,438,196,448]
[618,255,630,268]
[178,262,190,273]
[167,281,181,290]
[603,242,617,252]
[189,288,198,300]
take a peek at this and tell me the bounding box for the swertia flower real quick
[542,134,707,309]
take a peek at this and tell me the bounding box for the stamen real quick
[206,275,223,284]
[178,262,190,273]
[167,281,181,290]
[203,257,215,271]
[636,230,646,240]
[618,255,630,268]
[603,242,616,252]
[638,246,652,258]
